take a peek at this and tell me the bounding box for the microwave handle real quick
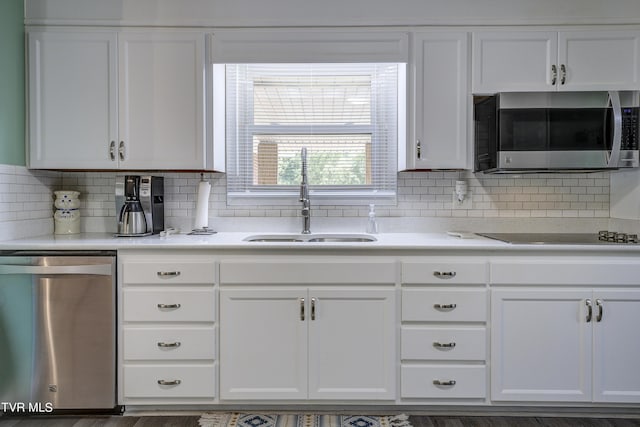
[607,90,622,168]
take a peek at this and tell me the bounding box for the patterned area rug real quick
[198,413,412,427]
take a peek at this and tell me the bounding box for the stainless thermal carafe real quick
[117,176,148,235]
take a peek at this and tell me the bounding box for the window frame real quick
[216,62,406,206]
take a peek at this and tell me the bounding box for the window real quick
[223,63,403,205]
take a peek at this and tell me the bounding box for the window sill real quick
[227,190,396,206]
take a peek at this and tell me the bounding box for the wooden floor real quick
[1,415,640,427]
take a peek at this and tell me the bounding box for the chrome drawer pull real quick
[433,341,456,348]
[433,271,456,279]
[157,271,181,277]
[433,379,456,386]
[300,298,305,321]
[434,303,457,310]
[585,299,593,323]
[157,342,181,348]
[157,379,181,386]
[157,303,181,309]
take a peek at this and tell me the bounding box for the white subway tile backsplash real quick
[0,165,618,239]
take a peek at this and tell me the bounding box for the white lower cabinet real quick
[593,289,640,403]
[491,259,640,404]
[119,254,217,404]
[115,250,640,409]
[400,259,488,401]
[219,287,396,401]
[491,288,592,402]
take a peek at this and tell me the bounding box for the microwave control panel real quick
[622,107,639,150]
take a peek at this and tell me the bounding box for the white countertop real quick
[1,231,640,252]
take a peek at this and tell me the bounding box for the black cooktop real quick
[477,232,638,245]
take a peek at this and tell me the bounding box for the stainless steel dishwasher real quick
[0,251,119,413]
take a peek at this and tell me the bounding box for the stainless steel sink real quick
[244,233,377,243]
[306,237,376,242]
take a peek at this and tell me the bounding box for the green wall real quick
[0,0,25,166]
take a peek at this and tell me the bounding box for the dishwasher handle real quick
[0,264,113,276]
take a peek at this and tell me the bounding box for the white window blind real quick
[225,63,400,205]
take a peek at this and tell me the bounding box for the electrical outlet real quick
[452,191,472,209]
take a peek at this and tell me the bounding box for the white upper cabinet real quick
[118,31,206,169]
[558,31,640,91]
[405,31,469,170]
[28,29,118,169]
[472,31,556,93]
[472,30,640,93]
[28,28,212,170]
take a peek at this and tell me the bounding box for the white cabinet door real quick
[593,289,640,403]
[308,289,395,400]
[491,288,592,402]
[408,32,468,169]
[472,30,640,93]
[118,31,206,169]
[472,31,557,93]
[28,30,118,169]
[219,288,307,400]
[558,31,640,91]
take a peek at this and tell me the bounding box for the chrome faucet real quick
[300,147,311,234]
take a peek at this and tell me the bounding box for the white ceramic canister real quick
[53,191,81,234]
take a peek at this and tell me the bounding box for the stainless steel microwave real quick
[474,91,640,173]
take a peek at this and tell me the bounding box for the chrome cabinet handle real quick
[586,299,593,322]
[157,379,181,386]
[300,298,305,321]
[416,139,421,159]
[311,297,316,321]
[434,303,457,310]
[560,64,567,85]
[157,342,181,348]
[433,342,456,348]
[157,271,181,277]
[118,141,125,161]
[551,64,557,85]
[433,379,456,386]
[433,271,456,279]
[596,299,604,322]
[109,141,116,161]
[157,303,181,309]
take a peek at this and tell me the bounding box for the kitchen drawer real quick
[123,288,215,322]
[401,327,486,361]
[402,261,486,285]
[401,365,486,398]
[124,326,216,360]
[490,259,640,286]
[122,260,215,285]
[123,365,216,398]
[402,288,487,322]
[220,260,396,284]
